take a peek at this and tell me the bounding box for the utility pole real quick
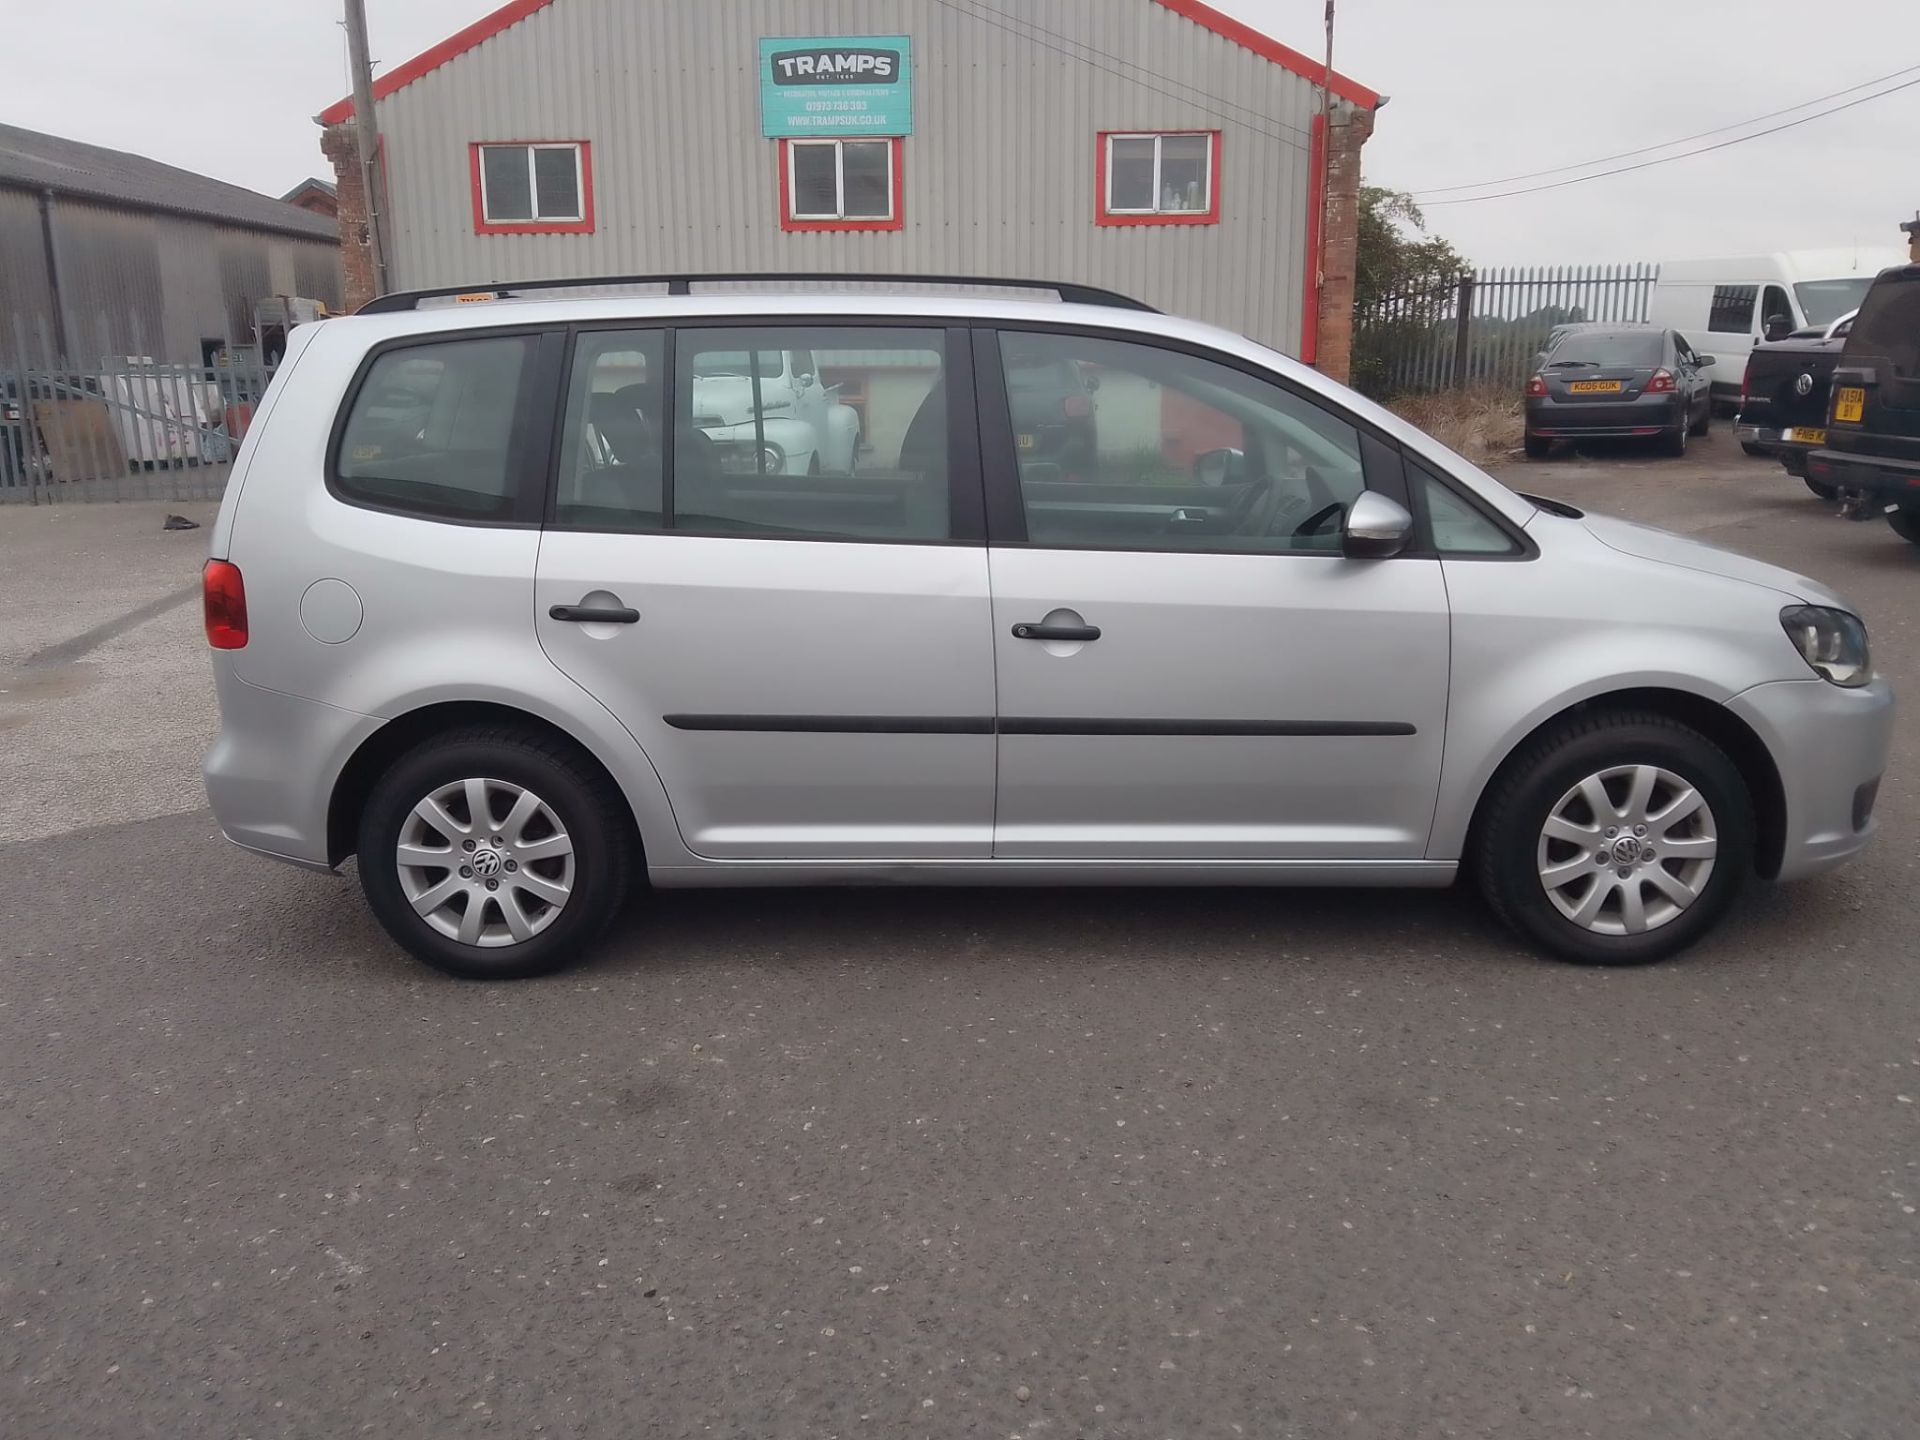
[343,0,389,296]
[1317,0,1335,359]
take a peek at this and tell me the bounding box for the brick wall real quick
[320,124,377,312]
[1315,103,1375,386]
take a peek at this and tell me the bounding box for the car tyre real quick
[1523,433,1552,460]
[1661,421,1689,457]
[1689,402,1710,437]
[1474,710,1754,966]
[357,725,635,980]
[1888,508,1920,546]
[1804,477,1839,501]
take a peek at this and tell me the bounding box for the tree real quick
[1351,187,1469,398]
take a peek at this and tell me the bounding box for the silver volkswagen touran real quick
[202,275,1893,979]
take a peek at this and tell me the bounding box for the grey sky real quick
[6,0,1916,266]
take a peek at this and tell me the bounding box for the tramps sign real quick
[759,36,913,137]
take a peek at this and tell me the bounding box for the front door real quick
[979,327,1451,860]
[535,322,994,859]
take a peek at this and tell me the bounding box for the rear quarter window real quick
[333,334,536,521]
[1848,279,1920,377]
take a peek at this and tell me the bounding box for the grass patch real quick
[1386,387,1525,467]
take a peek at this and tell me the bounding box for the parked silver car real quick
[202,275,1894,979]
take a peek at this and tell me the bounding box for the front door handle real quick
[550,603,640,624]
[1012,620,1101,642]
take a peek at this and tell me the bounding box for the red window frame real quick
[778,137,905,234]
[468,140,595,235]
[1095,130,1222,227]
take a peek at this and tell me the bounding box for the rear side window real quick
[1848,278,1920,378]
[1545,331,1664,367]
[1708,285,1757,334]
[334,335,535,521]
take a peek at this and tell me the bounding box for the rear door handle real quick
[550,603,640,624]
[1012,621,1101,642]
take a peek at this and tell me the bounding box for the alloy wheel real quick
[1536,764,1718,935]
[395,777,575,947]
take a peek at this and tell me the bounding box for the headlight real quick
[1780,606,1872,687]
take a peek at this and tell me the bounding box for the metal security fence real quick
[2,313,280,504]
[1354,263,1660,399]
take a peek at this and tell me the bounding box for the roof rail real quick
[357,272,1159,316]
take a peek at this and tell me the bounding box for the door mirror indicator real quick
[1342,491,1414,560]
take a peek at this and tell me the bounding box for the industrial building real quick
[318,0,1379,377]
[0,123,342,368]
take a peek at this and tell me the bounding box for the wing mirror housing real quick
[1764,314,1793,342]
[1695,354,1716,368]
[1192,447,1245,486]
[1342,491,1414,559]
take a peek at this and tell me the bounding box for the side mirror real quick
[794,370,817,387]
[1695,354,1716,368]
[1083,372,1101,393]
[1342,491,1414,560]
[1192,447,1244,486]
[1764,314,1793,342]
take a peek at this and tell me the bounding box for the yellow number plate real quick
[1016,433,1036,449]
[1835,387,1866,423]
[1788,427,1827,445]
[1568,379,1623,394]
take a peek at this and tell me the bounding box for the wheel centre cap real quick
[1611,836,1642,865]
[471,846,504,878]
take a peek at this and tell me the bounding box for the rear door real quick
[1831,269,1920,462]
[534,320,996,860]
[976,326,1450,861]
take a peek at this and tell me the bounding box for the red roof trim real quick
[1150,0,1379,109]
[317,0,558,125]
[317,0,1377,127]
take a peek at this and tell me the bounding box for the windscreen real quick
[1546,331,1664,367]
[1795,278,1876,327]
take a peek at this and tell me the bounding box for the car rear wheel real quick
[1661,421,1689,457]
[1889,508,1920,546]
[1475,710,1753,965]
[1523,433,1552,459]
[357,726,634,980]
[1804,477,1839,500]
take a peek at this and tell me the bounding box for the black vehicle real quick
[1735,311,1854,493]
[1002,352,1099,474]
[1807,263,1920,545]
[1524,327,1715,458]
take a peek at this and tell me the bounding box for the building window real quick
[779,138,904,232]
[1096,131,1221,226]
[469,141,594,234]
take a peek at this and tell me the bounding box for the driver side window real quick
[994,331,1367,554]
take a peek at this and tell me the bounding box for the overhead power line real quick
[1418,73,1920,206]
[1410,60,1920,198]
[925,0,1315,147]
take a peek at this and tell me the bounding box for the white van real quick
[1646,249,1906,410]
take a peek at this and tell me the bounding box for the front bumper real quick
[1526,394,1685,438]
[203,656,382,870]
[1726,675,1895,882]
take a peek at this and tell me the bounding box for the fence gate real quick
[2,312,277,504]
[1354,263,1660,399]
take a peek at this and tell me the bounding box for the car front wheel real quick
[1475,711,1753,965]
[1888,508,1920,546]
[357,726,634,980]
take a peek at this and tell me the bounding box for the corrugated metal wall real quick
[0,188,343,366]
[376,0,1322,354]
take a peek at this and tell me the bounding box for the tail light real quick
[1740,360,1752,407]
[1525,375,1548,397]
[203,559,248,649]
[1646,368,1677,393]
[1061,394,1093,419]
